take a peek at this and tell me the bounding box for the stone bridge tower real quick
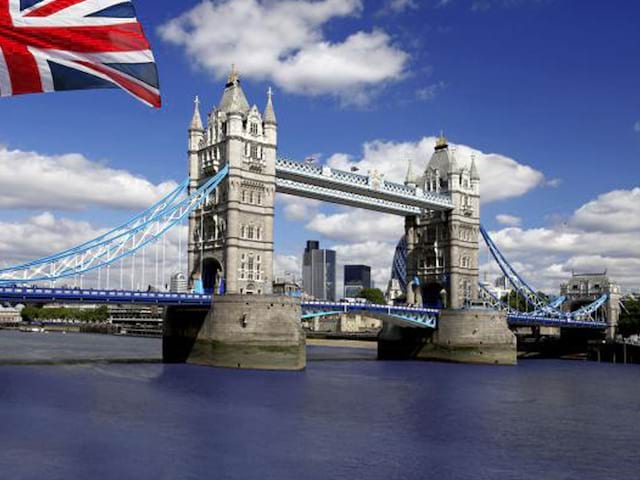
[168,67,304,371]
[405,135,480,309]
[380,135,515,364]
[187,66,276,295]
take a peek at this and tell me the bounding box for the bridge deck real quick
[0,287,607,329]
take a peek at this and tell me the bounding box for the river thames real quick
[0,331,638,479]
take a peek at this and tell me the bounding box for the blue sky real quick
[0,0,639,292]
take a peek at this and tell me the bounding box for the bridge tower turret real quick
[187,66,276,295]
[406,135,480,309]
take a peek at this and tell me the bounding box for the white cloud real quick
[416,81,446,101]
[545,178,562,188]
[0,146,177,211]
[158,0,409,104]
[276,194,321,221]
[332,240,397,292]
[485,187,640,291]
[571,188,640,233]
[306,210,403,242]
[0,213,105,264]
[326,136,545,203]
[0,213,188,290]
[381,0,418,13]
[496,214,521,226]
[274,254,301,280]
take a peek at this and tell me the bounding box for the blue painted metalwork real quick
[300,301,438,329]
[479,225,550,311]
[0,286,439,327]
[0,166,228,285]
[0,179,189,272]
[389,228,609,328]
[0,286,211,306]
[479,226,609,324]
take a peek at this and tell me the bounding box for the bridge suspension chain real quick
[479,225,608,323]
[0,166,228,286]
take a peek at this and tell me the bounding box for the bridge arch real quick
[202,258,223,294]
[422,281,446,308]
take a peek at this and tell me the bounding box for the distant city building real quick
[302,240,336,301]
[0,305,21,324]
[170,272,188,293]
[273,278,302,297]
[343,264,371,298]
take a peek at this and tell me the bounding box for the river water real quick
[0,330,638,480]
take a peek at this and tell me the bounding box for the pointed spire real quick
[405,158,416,186]
[219,64,250,114]
[190,95,203,131]
[264,86,277,125]
[470,153,480,180]
[448,145,459,173]
[435,130,448,151]
[227,63,239,86]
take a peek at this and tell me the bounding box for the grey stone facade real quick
[405,135,481,309]
[187,67,276,295]
[561,272,621,339]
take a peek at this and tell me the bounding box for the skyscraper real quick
[344,265,372,298]
[302,240,336,301]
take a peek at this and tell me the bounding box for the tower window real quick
[250,123,258,135]
[250,144,258,159]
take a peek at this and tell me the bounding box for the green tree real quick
[358,288,386,305]
[618,297,640,337]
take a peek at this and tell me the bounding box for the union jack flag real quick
[0,0,160,107]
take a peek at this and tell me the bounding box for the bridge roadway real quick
[0,286,439,328]
[0,287,606,329]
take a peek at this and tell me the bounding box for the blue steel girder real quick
[300,301,439,329]
[275,158,453,215]
[0,166,229,285]
[479,226,608,323]
[0,286,212,306]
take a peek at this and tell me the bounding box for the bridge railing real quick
[275,158,453,209]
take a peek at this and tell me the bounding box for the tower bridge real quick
[0,67,619,369]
